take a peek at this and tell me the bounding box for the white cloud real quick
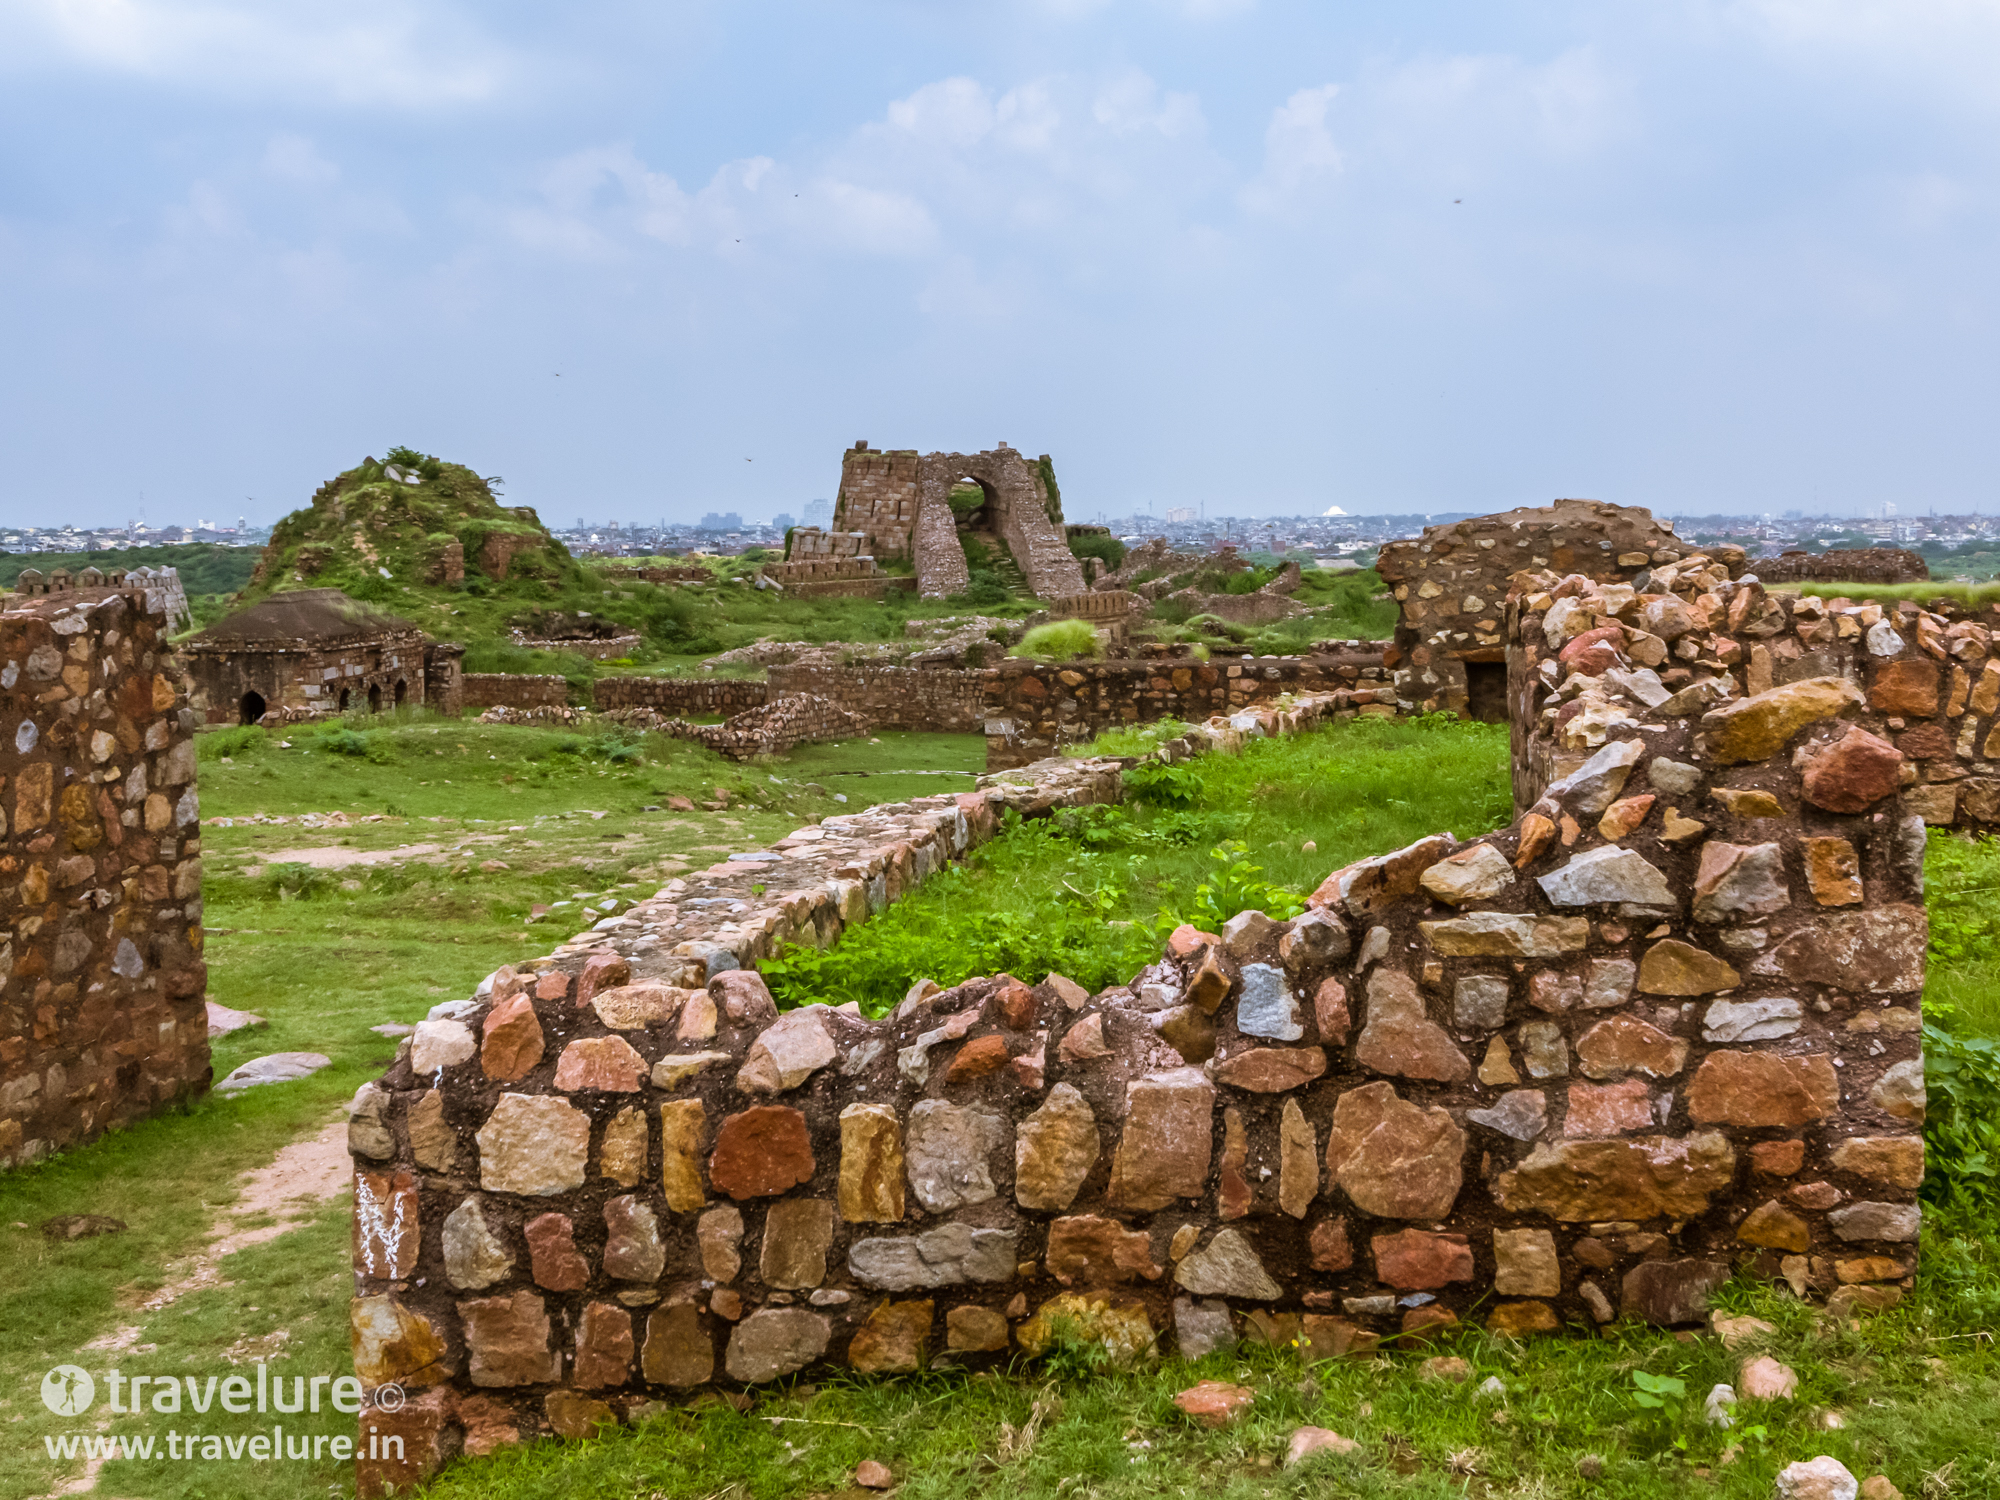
[262,135,339,186]
[2,0,510,106]
[1240,84,1342,213]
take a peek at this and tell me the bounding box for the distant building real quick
[771,512,796,531]
[698,512,744,531]
[802,499,833,528]
[182,589,463,725]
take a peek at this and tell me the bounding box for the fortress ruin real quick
[787,442,1088,602]
[344,524,1968,1494]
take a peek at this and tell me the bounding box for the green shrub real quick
[197,726,266,761]
[1924,1024,2000,1211]
[1012,619,1100,661]
[1067,533,1126,570]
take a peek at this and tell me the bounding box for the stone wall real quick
[462,675,570,711]
[348,552,1933,1495]
[594,678,770,717]
[1,589,209,1169]
[832,448,922,560]
[765,663,987,735]
[768,548,878,578]
[508,635,643,662]
[1755,549,1929,586]
[629,695,875,761]
[983,650,1398,769]
[1377,502,1736,719]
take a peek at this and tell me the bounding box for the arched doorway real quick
[394,679,408,708]
[338,688,351,712]
[239,691,266,725]
[368,684,383,714]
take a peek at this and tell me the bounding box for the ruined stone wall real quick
[595,678,771,717]
[832,448,922,560]
[765,664,986,735]
[348,553,1930,1496]
[764,554,878,582]
[629,695,875,762]
[1378,501,1734,718]
[983,651,1398,769]
[461,675,570,711]
[0,590,209,1169]
[1754,549,1929,586]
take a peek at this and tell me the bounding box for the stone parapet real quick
[0,589,209,1170]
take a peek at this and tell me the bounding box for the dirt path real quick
[37,1122,355,1498]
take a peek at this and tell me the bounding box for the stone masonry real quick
[833,442,1087,601]
[349,547,1934,1495]
[0,587,210,1169]
[1378,501,1710,721]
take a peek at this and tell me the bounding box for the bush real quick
[197,726,266,761]
[1068,533,1126,570]
[1923,1023,2000,1211]
[1012,619,1100,661]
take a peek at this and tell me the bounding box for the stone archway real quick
[394,679,408,708]
[239,690,266,725]
[912,446,1086,600]
[368,683,383,714]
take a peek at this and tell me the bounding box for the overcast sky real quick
[4,0,1998,528]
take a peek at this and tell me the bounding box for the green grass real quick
[422,1245,1999,1500]
[763,716,1515,1011]
[1012,619,1101,661]
[1923,829,2000,1037]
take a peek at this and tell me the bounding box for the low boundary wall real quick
[462,675,569,711]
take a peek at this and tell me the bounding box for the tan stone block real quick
[1493,1228,1561,1296]
[1107,1071,1214,1212]
[599,1106,648,1189]
[660,1099,709,1212]
[1688,1052,1840,1127]
[1737,1199,1812,1251]
[1804,836,1863,906]
[1829,1135,1925,1189]
[760,1198,836,1289]
[839,1102,906,1222]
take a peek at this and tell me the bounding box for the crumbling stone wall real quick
[1,589,209,1169]
[348,552,1932,1496]
[622,695,874,761]
[594,678,770,717]
[1377,501,1726,719]
[1755,549,1929,586]
[462,675,570,711]
[832,442,1086,601]
[13,565,191,633]
[984,649,1398,769]
[765,664,988,735]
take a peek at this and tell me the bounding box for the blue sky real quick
[4,0,1998,527]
